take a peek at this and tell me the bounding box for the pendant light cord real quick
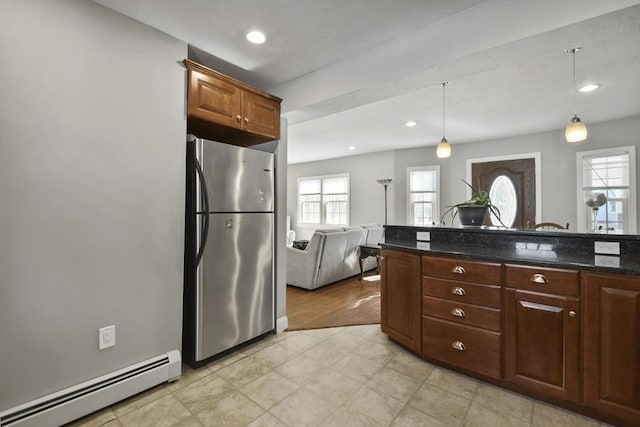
[568,47,581,117]
[441,82,447,139]
[572,49,577,116]
[564,47,587,142]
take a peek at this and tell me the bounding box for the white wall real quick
[288,115,640,235]
[275,120,288,331]
[0,0,187,410]
[397,115,640,231]
[287,151,395,240]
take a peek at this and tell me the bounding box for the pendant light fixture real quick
[436,82,451,158]
[565,48,588,142]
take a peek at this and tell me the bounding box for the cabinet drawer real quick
[505,264,579,296]
[422,316,501,379]
[422,296,501,331]
[423,277,501,308]
[422,256,501,285]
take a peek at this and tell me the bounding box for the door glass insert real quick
[489,175,517,227]
[472,157,536,228]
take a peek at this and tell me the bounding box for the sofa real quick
[286,223,384,290]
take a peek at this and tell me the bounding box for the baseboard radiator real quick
[0,349,181,427]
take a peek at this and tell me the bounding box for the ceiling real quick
[95,0,640,164]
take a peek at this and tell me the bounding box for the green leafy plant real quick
[440,179,505,226]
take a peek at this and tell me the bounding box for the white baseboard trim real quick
[0,350,181,427]
[276,316,288,334]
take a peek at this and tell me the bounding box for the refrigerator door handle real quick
[195,158,210,267]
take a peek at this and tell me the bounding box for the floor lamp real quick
[376,178,394,225]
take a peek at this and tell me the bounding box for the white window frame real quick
[407,165,440,226]
[297,173,350,227]
[576,146,637,234]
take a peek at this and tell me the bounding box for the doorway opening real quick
[467,153,541,228]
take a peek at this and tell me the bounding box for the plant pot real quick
[457,205,487,226]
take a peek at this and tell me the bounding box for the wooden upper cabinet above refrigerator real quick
[184,59,282,146]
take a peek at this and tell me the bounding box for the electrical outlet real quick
[417,231,431,241]
[595,255,620,268]
[99,325,115,350]
[417,241,431,250]
[594,241,620,255]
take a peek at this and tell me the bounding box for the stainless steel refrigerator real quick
[183,135,274,367]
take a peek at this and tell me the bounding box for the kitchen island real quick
[380,225,640,427]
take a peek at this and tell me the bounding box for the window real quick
[489,175,517,227]
[298,174,350,226]
[407,166,440,226]
[577,146,636,233]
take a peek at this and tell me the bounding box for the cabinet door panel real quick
[381,249,421,353]
[584,273,640,424]
[599,287,640,404]
[505,289,579,402]
[515,300,564,386]
[188,70,241,127]
[243,91,280,140]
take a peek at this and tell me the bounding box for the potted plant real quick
[441,179,505,226]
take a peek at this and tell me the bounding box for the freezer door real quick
[196,213,274,361]
[197,139,274,212]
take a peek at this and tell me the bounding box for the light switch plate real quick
[594,241,620,255]
[417,231,431,241]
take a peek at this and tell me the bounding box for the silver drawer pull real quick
[569,310,577,318]
[451,265,466,274]
[530,274,548,284]
[451,287,466,296]
[451,308,466,318]
[452,341,466,351]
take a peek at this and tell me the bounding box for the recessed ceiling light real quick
[347,145,356,151]
[579,84,601,93]
[405,121,417,127]
[246,30,266,44]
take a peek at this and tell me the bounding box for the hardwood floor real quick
[286,272,381,331]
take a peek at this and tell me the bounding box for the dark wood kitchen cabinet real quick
[583,272,640,425]
[184,59,281,145]
[504,264,580,402]
[421,255,503,379]
[378,225,640,426]
[380,249,421,353]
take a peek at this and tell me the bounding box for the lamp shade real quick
[565,115,588,142]
[436,138,451,158]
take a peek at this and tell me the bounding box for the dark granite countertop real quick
[382,226,640,276]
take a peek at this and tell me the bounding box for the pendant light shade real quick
[436,138,451,158]
[436,82,451,158]
[565,48,587,142]
[565,115,588,142]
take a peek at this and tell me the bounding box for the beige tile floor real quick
[68,325,607,427]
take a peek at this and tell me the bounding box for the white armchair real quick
[286,231,327,289]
